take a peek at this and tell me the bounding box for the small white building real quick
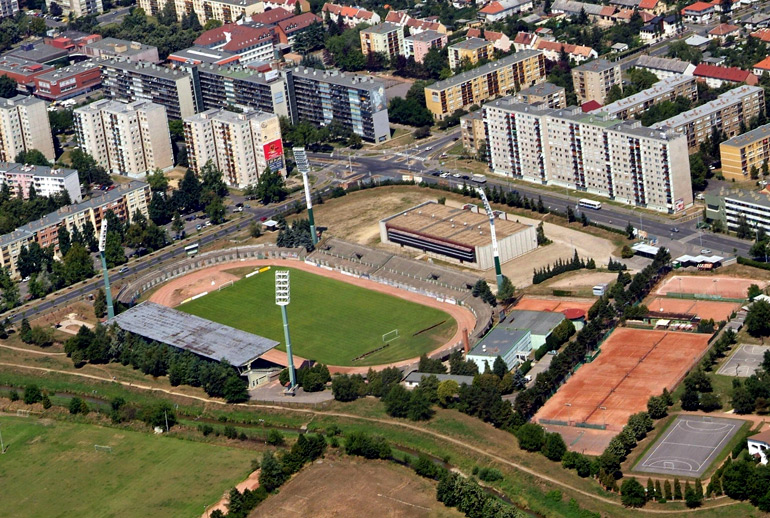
[748,429,770,464]
[467,328,531,372]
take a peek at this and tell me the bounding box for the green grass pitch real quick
[178,267,457,366]
[0,416,252,518]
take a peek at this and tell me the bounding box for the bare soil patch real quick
[161,269,240,307]
[546,271,617,289]
[249,456,463,518]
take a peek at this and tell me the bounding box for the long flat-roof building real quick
[81,37,160,63]
[720,123,770,181]
[0,181,150,279]
[468,328,531,371]
[0,95,55,162]
[425,50,546,119]
[0,162,81,202]
[0,56,54,88]
[8,42,69,64]
[167,46,241,67]
[484,98,693,213]
[705,187,770,234]
[634,55,696,80]
[505,310,566,349]
[379,201,537,269]
[597,75,698,120]
[32,60,102,101]
[112,301,281,388]
[652,85,765,152]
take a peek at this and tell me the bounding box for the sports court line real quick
[656,442,721,449]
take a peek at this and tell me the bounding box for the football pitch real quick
[0,416,252,518]
[178,267,457,366]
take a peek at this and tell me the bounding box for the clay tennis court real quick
[645,297,741,322]
[656,276,763,300]
[535,328,711,432]
[514,296,595,314]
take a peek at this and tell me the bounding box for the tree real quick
[418,354,446,374]
[104,231,126,268]
[664,480,672,500]
[259,451,286,492]
[174,170,202,213]
[171,212,184,236]
[146,169,169,192]
[407,389,434,421]
[749,284,763,299]
[69,396,84,414]
[497,275,515,303]
[626,221,636,239]
[674,478,682,500]
[384,384,412,418]
[331,374,365,402]
[516,423,545,452]
[647,395,667,419]
[681,387,700,411]
[746,299,770,337]
[621,478,647,508]
[93,288,106,318]
[23,384,42,404]
[437,379,459,407]
[0,75,17,98]
[255,168,288,205]
[205,195,226,224]
[542,432,566,461]
[15,149,51,167]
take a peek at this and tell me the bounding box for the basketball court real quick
[717,344,770,377]
[656,276,763,300]
[645,297,741,322]
[535,328,711,433]
[635,415,743,477]
[514,296,595,314]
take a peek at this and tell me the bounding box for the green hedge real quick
[738,256,770,271]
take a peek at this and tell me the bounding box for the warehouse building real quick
[379,201,537,270]
[467,328,531,371]
[504,310,566,349]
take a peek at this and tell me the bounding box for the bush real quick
[9,390,19,401]
[621,478,647,508]
[266,429,284,446]
[516,423,545,452]
[223,425,238,439]
[477,467,503,482]
[198,424,214,436]
[23,384,42,405]
[345,431,391,459]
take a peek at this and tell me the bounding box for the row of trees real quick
[533,250,596,284]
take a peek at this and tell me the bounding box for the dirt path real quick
[147,259,477,375]
[0,343,66,356]
[0,360,745,515]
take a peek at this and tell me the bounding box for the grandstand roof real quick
[111,302,279,367]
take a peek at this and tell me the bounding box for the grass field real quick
[178,267,456,366]
[0,416,252,518]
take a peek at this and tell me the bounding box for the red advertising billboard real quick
[263,139,283,161]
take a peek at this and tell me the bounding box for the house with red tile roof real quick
[275,13,322,45]
[638,0,659,10]
[466,28,511,52]
[693,63,758,87]
[581,100,602,112]
[323,3,380,28]
[708,23,741,42]
[534,39,597,62]
[512,31,538,50]
[263,0,310,12]
[384,10,447,33]
[753,57,770,77]
[681,1,715,23]
[477,0,533,23]
[194,24,276,64]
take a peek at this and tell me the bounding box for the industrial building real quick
[719,123,770,181]
[379,201,537,270]
[484,98,693,213]
[112,302,281,388]
[33,61,102,101]
[467,328,531,371]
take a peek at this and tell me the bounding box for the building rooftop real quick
[0,162,78,179]
[246,7,293,25]
[277,12,321,34]
[290,66,385,91]
[361,21,402,34]
[722,122,770,148]
[748,429,770,445]
[382,201,531,248]
[573,58,617,73]
[0,56,54,78]
[635,54,692,74]
[98,58,193,81]
[406,30,445,42]
[600,75,695,116]
[652,85,763,129]
[112,302,279,367]
[84,37,158,57]
[449,37,490,51]
[403,371,475,385]
[469,328,529,358]
[196,63,281,84]
[693,63,754,83]
[195,23,275,52]
[710,186,770,209]
[427,50,543,91]
[517,82,565,98]
[7,41,69,63]
[504,310,565,336]
[34,59,100,82]
[167,46,240,65]
[186,106,274,124]
[0,94,44,109]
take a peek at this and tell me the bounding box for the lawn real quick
[0,416,252,518]
[178,267,456,366]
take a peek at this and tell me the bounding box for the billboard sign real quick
[675,198,684,212]
[263,140,283,161]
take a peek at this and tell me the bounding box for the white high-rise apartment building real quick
[483,97,693,214]
[183,108,286,188]
[0,95,55,163]
[74,99,174,178]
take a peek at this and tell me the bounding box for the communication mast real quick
[98,220,115,319]
[275,270,297,393]
[293,147,317,245]
[476,188,504,293]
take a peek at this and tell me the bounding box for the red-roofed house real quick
[708,23,741,42]
[693,63,758,87]
[681,1,715,23]
[466,28,511,52]
[275,13,322,45]
[477,0,534,22]
[638,0,659,10]
[384,10,447,34]
[535,40,597,63]
[194,24,276,64]
[753,57,770,76]
[247,8,294,25]
[44,33,102,52]
[263,0,310,12]
[752,28,770,42]
[322,3,380,28]
[581,100,602,112]
[512,31,538,51]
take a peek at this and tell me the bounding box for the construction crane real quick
[476,187,504,294]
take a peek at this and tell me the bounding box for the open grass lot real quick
[178,267,456,366]
[0,416,252,518]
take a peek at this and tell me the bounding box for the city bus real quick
[578,198,602,210]
[185,243,199,257]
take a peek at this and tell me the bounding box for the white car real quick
[701,249,712,255]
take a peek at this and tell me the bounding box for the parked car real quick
[701,249,712,255]
[119,267,129,273]
[196,224,202,231]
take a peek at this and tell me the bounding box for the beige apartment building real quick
[138,0,264,25]
[448,38,495,70]
[571,59,622,104]
[460,111,486,155]
[652,85,765,152]
[514,82,567,109]
[425,50,546,119]
[184,108,285,188]
[74,99,174,178]
[599,75,698,120]
[719,123,770,181]
[0,95,55,163]
[483,98,693,214]
[360,23,405,62]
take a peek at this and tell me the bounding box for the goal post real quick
[382,329,399,343]
[218,280,235,291]
[16,409,30,417]
[94,445,112,453]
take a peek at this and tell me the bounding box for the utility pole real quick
[0,423,5,454]
[98,220,114,319]
[476,188,504,293]
[275,271,297,394]
[293,147,317,245]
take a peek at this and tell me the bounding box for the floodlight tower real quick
[98,220,115,319]
[293,147,317,245]
[275,270,297,393]
[476,188,504,294]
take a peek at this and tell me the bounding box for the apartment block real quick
[74,99,173,178]
[448,37,494,70]
[514,82,566,109]
[719,123,770,181]
[0,181,150,279]
[0,95,55,163]
[460,110,486,154]
[597,75,698,120]
[360,23,405,62]
[404,30,447,64]
[287,67,390,142]
[138,0,264,25]
[705,188,770,234]
[571,59,622,104]
[184,108,285,188]
[425,50,546,119]
[483,98,693,213]
[98,58,197,119]
[194,24,276,64]
[46,0,103,17]
[652,85,765,152]
[0,162,81,202]
[0,0,18,17]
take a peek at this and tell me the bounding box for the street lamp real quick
[275,271,297,393]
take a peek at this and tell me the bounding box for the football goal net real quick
[16,409,30,417]
[382,329,400,343]
[218,280,235,291]
[94,445,112,454]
